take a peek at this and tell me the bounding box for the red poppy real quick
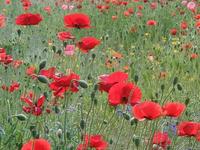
[57,31,75,41]
[15,13,43,26]
[146,20,157,26]
[0,48,13,65]
[124,11,130,17]
[108,82,142,106]
[77,37,100,53]
[195,21,200,28]
[190,53,198,59]
[77,134,108,150]
[170,28,177,36]
[152,131,171,149]
[21,0,32,10]
[132,101,162,120]
[26,66,37,78]
[0,14,6,28]
[49,73,80,97]
[177,121,199,137]
[21,138,51,150]
[162,102,186,118]
[180,21,188,30]
[39,67,56,79]
[98,71,128,93]
[21,94,45,116]
[64,13,91,29]
[2,81,20,93]
[12,60,23,68]
[195,14,200,20]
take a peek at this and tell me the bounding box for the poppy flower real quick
[132,101,162,120]
[21,138,51,150]
[0,14,6,28]
[0,48,13,65]
[195,21,200,28]
[190,53,198,59]
[49,72,80,97]
[15,13,43,26]
[98,71,128,93]
[64,45,75,56]
[21,94,46,116]
[77,134,108,150]
[152,131,171,149]
[177,121,199,137]
[26,66,37,78]
[64,13,91,29]
[39,67,56,79]
[77,37,100,53]
[162,102,186,118]
[124,11,130,17]
[5,0,11,4]
[108,82,142,106]
[146,20,157,26]
[57,31,75,41]
[187,1,196,11]
[170,28,177,36]
[12,60,23,68]
[195,14,200,20]
[44,6,51,14]
[21,0,32,10]
[2,81,20,93]
[180,21,188,30]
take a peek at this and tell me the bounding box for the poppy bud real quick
[80,119,85,130]
[185,98,190,106]
[56,129,62,138]
[161,84,165,91]
[30,126,38,138]
[134,75,139,83]
[17,29,21,37]
[109,139,113,144]
[123,112,131,120]
[93,84,98,91]
[66,131,71,140]
[133,137,140,147]
[91,91,96,100]
[39,60,46,71]
[103,120,108,124]
[14,114,27,121]
[177,84,182,91]
[78,80,88,88]
[57,49,62,55]
[52,45,56,52]
[93,98,98,105]
[130,117,138,126]
[37,75,49,84]
[54,106,60,114]
[173,77,178,86]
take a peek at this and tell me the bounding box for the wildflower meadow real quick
[0,0,200,150]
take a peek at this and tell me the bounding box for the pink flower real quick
[69,5,74,10]
[5,0,11,4]
[44,6,51,14]
[64,45,75,56]
[181,0,188,6]
[187,2,196,11]
[62,4,68,10]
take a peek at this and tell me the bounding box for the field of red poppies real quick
[0,0,200,150]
